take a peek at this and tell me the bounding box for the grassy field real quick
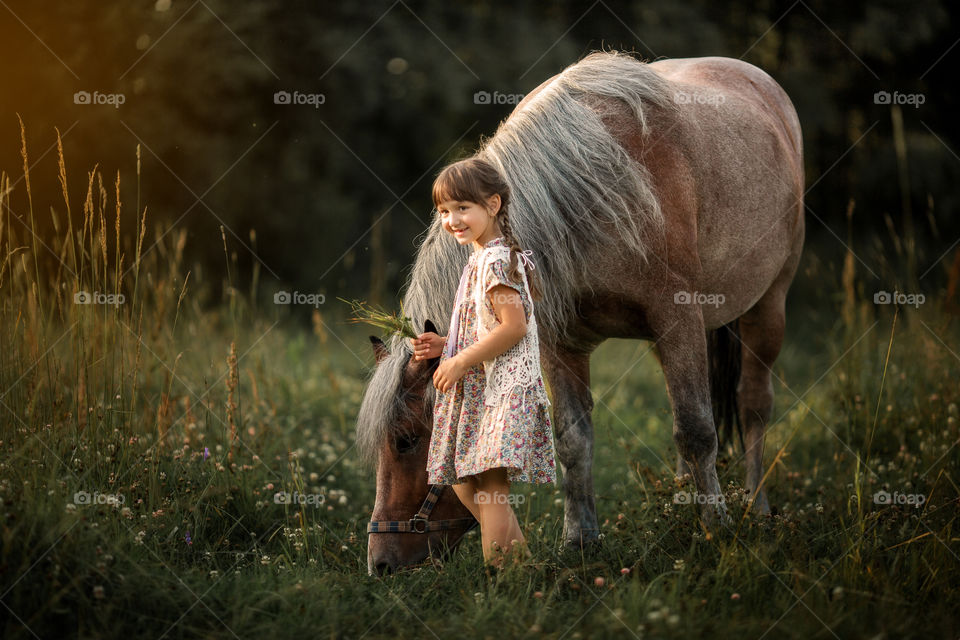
[1,132,958,639]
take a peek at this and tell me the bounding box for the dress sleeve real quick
[482,254,524,296]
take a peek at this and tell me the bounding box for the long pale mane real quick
[356,50,676,469]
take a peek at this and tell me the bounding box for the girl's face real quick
[436,194,501,250]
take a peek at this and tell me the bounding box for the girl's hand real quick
[433,355,468,393]
[411,332,445,361]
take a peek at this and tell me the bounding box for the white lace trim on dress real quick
[473,245,551,409]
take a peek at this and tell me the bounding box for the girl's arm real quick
[454,285,527,368]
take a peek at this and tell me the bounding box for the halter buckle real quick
[409,516,428,533]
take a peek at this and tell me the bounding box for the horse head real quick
[361,319,478,575]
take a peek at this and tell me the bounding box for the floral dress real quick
[426,237,557,485]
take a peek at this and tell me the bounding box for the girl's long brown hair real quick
[432,156,543,301]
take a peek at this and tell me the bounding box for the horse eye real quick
[395,434,421,454]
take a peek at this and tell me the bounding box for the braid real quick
[497,207,543,302]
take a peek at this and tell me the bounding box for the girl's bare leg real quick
[475,467,531,567]
[451,477,481,521]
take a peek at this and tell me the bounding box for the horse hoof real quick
[745,489,772,516]
[701,505,732,534]
[562,531,602,550]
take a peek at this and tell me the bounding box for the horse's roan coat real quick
[356,51,804,575]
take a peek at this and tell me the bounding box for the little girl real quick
[411,155,557,570]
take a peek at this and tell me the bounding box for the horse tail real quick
[707,320,744,453]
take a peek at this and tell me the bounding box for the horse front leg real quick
[541,345,600,549]
[655,309,731,532]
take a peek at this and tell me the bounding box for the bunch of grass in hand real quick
[339,298,417,339]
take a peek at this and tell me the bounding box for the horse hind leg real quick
[541,346,600,549]
[736,286,788,516]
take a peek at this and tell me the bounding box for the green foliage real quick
[1,0,957,305]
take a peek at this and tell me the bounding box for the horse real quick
[357,50,804,575]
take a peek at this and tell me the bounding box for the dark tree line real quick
[0,0,956,307]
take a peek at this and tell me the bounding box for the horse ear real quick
[369,336,388,364]
[424,319,438,334]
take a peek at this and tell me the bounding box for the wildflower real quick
[92,585,105,599]
[185,532,192,546]
[203,447,210,461]
[533,591,544,599]
[620,567,631,575]
[594,577,605,587]
[731,593,741,600]
[209,570,219,580]
[673,559,685,571]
